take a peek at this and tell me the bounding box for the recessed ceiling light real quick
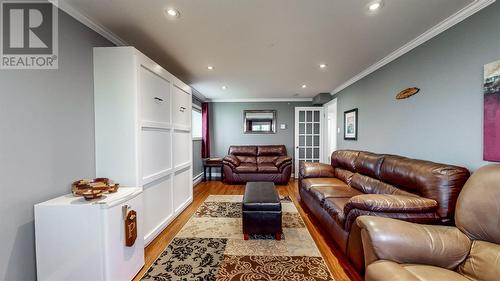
[368,1,383,12]
[319,63,327,69]
[301,84,307,89]
[222,86,227,90]
[207,65,214,70]
[166,8,180,17]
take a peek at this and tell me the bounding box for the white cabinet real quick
[143,176,173,241]
[172,85,192,128]
[35,188,144,281]
[94,47,193,246]
[173,167,192,213]
[139,66,171,125]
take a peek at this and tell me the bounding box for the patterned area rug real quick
[141,195,334,281]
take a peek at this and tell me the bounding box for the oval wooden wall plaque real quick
[396,87,420,100]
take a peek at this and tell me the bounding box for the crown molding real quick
[209,98,313,103]
[49,0,127,46]
[331,0,496,95]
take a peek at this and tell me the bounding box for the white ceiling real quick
[59,0,482,101]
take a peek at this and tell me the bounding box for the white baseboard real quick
[193,173,203,186]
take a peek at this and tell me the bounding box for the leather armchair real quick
[357,164,500,281]
[223,145,292,185]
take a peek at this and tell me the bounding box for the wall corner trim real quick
[49,0,128,46]
[330,0,496,96]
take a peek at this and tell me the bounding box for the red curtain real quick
[201,102,210,158]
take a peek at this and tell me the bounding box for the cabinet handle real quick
[180,106,186,112]
[154,97,164,103]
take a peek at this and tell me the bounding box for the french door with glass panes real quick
[294,107,323,177]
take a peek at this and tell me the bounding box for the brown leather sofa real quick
[299,150,470,271]
[223,145,292,185]
[357,164,500,281]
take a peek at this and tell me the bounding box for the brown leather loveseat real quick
[357,164,500,281]
[299,150,470,271]
[223,145,292,185]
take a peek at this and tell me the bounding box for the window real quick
[192,107,202,140]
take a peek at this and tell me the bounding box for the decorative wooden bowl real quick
[81,189,104,200]
[396,87,420,100]
[72,178,120,200]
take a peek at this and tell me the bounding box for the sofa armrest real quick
[345,194,438,214]
[274,156,292,168]
[223,155,240,168]
[299,162,335,179]
[356,216,471,269]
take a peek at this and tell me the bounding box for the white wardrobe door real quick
[142,128,172,179]
[172,86,191,127]
[173,167,192,214]
[139,66,171,124]
[173,131,191,168]
[142,175,173,241]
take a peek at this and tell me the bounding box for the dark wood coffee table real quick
[242,182,282,240]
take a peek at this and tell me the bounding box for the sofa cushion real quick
[229,146,257,156]
[235,163,258,173]
[366,261,471,281]
[350,173,417,197]
[334,168,354,184]
[236,156,257,164]
[302,178,347,191]
[354,151,385,178]
[310,185,362,203]
[323,197,350,225]
[331,150,359,172]
[458,240,500,281]
[257,163,279,173]
[257,145,287,156]
[404,264,471,281]
[257,156,279,164]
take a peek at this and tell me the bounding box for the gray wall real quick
[193,140,203,177]
[192,97,204,179]
[0,11,113,281]
[334,2,500,171]
[209,102,312,160]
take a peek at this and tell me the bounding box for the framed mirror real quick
[243,110,277,134]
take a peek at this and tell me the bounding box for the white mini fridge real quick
[34,187,145,281]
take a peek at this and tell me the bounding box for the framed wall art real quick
[344,108,358,140]
[484,59,500,161]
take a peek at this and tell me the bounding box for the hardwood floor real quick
[133,180,363,281]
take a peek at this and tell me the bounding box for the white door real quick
[323,98,337,164]
[294,107,323,177]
